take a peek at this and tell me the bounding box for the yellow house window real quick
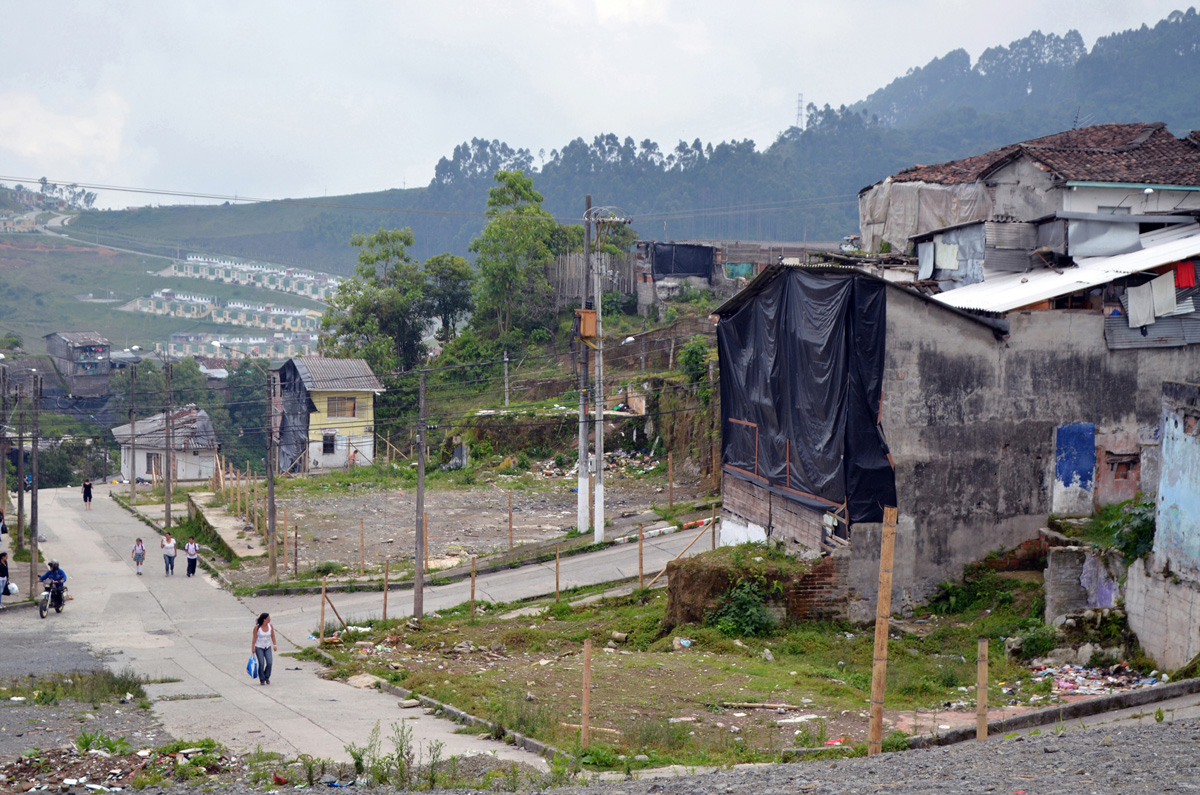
[327,396,357,418]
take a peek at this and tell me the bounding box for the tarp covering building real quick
[715,269,896,524]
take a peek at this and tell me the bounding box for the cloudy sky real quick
[0,1,1186,208]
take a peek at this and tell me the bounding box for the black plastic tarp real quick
[652,243,713,280]
[717,270,895,524]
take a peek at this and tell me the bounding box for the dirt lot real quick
[223,462,709,586]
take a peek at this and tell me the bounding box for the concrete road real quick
[26,486,558,767]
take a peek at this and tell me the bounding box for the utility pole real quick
[592,215,605,544]
[129,364,137,504]
[576,195,591,536]
[164,363,172,530]
[414,369,426,618]
[266,369,277,584]
[0,369,7,505]
[503,351,510,407]
[30,375,40,591]
[15,386,24,554]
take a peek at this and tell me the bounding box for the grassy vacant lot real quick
[305,553,1052,771]
[0,235,323,352]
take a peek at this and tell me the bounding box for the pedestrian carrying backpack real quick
[247,655,258,679]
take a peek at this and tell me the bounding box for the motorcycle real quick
[39,581,66,619]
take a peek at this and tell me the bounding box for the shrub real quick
[706,581,776,637]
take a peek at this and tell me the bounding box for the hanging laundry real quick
[1177,261,1196,289]
[1151,272,1177,316]
[1126,282,1156,328]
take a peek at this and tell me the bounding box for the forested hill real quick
[66,9,1200,271]
[852,8,1200,131]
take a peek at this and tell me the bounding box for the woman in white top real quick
[131,538,146,575]
[251,612,277,685]
[184,537,201,577]
[161,533,177,576]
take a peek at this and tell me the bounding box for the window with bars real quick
[327,396,357,418]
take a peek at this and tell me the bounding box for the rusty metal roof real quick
[292,357,384,393]
[110,405,219,450]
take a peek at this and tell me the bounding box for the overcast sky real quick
[0,1,1187,208]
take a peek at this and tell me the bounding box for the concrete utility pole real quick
[0,369,8,504]
[503,351,510,408]
[592,216,605,544]
[576,195,591,536]
[129,364,137,504]
[164,363,172,530]
[414,368,426,618]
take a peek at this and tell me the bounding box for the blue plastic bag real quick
[247,655,259,679]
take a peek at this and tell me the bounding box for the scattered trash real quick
[1031,662,1161,696]
[824,737,847,746]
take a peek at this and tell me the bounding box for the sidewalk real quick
[32,484,550,767]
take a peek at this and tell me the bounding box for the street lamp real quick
[212,340,278,584]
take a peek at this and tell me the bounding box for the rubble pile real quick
[0,745,240,792]
[546,449,665,480]
[1031,662,1167,697]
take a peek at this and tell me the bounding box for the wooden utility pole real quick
[413,368,426,618]
[867,506,899,756]
[976,638,989,741]
[14,386,24,554]
[30,375,40,594]
[508,492,513,550]
[266,368,278,584]
[164,363,172,530]
[0,369,8,505]
[503,351,510,407]
[129,364,137,504]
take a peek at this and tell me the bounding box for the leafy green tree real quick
[214,359,270,473]
[469,171,554,338]
[422,253,475,342]
[320,227,432,375]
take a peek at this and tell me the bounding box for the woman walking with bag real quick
[251,612,277,685]
[131,538,146,575]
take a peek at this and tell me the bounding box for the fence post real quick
[555,545,560,601]
[470,557,477,619]
[319,577,327,645]
[867,506,899,756]
[360,518,365,575]
[977,638,989,741]
[668,452,674,508]
[638,524,644,589]
[508,492,514,550]
[581,638,592,748]
[383,560,390,622]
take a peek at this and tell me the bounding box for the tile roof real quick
[292,357,384,393]
[890,123,1200,187]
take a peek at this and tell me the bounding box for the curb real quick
[377,682,570,763]
[908,674,1200,748]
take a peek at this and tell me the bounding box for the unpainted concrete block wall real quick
[1126,558,1200,670]
[1043,546,1124,624]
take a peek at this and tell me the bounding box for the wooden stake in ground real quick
[555,545,560,601]
[383,560,390,622]
[867,505,899,756]
[293,525,299,575]
[976,637,989,741]
[508,491,513,550]
[281,505,288,567]
[638,524,644,589]
[646,518,711,589]
[668,452,674,508]
[470,557,477,619]
[319,577,327,645]
[359,517,365,575]
[581,638,593,748]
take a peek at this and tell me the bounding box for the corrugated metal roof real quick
[46,331,110,346]
[1105,314,1200,349]
[932,232,1200,313]
[293,357,383,393]
[110,406,218,450]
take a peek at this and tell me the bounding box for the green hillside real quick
[0,235,324,354]
[57,9,1200,269]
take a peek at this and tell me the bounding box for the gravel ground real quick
[33,719,1195,793]
[0,700,167,765]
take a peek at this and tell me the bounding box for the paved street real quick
[5,485,711,765]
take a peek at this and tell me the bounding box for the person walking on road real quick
[132,538,146,575]
[82,478,93,510]
[0,551,9,610]
[161,532,177,576]
[184,537,200,577]
[251,612,276,685]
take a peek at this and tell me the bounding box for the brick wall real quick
[787,548,852,621]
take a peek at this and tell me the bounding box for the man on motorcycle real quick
[39,560,67,585]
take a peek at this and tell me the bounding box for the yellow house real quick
[275,357,384,473]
